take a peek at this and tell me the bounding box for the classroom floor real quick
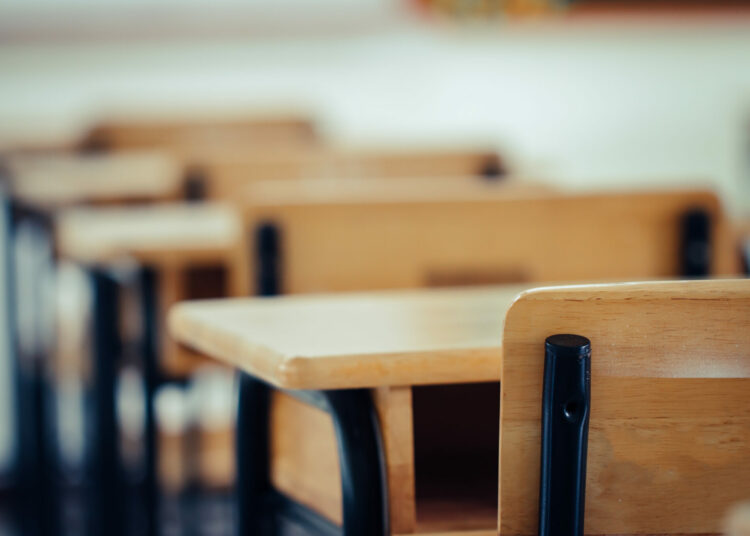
[0,491,234,536]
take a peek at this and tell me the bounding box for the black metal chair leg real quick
[324,390,388,536]
[236,373,272,535]
[140,267,160,536]
[5,197,59,536]
[90,269,124,536]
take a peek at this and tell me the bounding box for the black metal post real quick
[255,223,281,297]
[89,269,124,536]
[140,267,160,536]
[236,373,272,535]
[681,208,711,277]
[5,197,59,536]
[237,219,387,535]
[538,334,591,536]
[324,390,388,536]
[183,167,207,202]
[235,377,387,536]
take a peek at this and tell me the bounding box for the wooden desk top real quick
[6,151,182,208]
[168,285,530,390]
[56,202,242,267]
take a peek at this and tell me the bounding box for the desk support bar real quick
[6,198,59,536]
[538,334,591,536]
[681,208,711,277]
[324,389,388,536]
[139,267,160,536]
[255,222,282,297]
[90,270,124,536]
[236,375,388,536]
[236,374,273,535]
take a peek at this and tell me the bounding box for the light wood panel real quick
[195,148,504,199]
[405,532,497,536]
[56,202,242,267]
[374,386,417,534]
[240,187,738,295]
[81,115,317,153]
[57,203,243,377]
[6,151,182,208]
[499,279,750,535]
[269,391,342,523]
[168,285,524,390]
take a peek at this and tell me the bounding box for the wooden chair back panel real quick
[244,191,737,295]
[204,150,502,199]
[82,117,317,151]
[499,280,750,535]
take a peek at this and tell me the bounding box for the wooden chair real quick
[196,146,506,199]
[238,182,739,295]
[500,279,750,535]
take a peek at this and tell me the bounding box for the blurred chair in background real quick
[237,182,737,295]
[78,114,319,154]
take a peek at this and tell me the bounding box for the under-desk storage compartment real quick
[412,382,499,534]
[266,384,500,535]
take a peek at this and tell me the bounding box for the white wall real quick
[1,20,749,214]
[1,17,750,470]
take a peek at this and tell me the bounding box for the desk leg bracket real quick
[236,374,388,536]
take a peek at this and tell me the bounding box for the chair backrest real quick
[198,147,504,199]
[80,115,317,152]
[500,279,750,535]
[241,186,739,295]
[5,152,182,208]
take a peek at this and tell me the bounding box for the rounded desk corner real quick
[271,354,310,391]
[166,301,191,343]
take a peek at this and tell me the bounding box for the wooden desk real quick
[57,202,241,268]
[169,284,531,536]
[169,285,526,391]
[57,202,244,374]
[6,151,182,208]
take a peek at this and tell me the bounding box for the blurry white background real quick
[1,1,750,469]
[2,16,749,213]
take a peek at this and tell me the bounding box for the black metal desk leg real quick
[90,269,124,536]
[236,373,272,535]
[6,201,59,536]
[324,390,388,536]
[538,334,591,536]
[140,267,160,536]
